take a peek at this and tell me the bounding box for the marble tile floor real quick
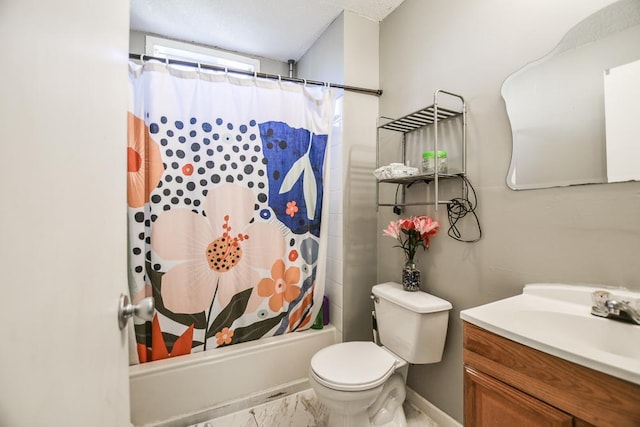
[189,388,439,427]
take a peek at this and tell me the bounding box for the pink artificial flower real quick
[382,215,440,260]
[400,218,415,231]
[382,220,401,239]
[413,216,440,248]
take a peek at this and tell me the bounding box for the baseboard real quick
[405,388,462,427]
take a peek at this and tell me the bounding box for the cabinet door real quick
[464,366,573,427]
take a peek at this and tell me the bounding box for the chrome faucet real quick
[591,290,640,325]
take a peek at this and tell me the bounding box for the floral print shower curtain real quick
[127,61,333,363]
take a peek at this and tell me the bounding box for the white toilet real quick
[309,281,452,427]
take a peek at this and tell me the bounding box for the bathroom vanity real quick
[461,284,640,427]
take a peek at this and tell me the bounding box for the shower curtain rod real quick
[129,53,382,97]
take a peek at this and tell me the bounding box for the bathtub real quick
[129,326,337,426]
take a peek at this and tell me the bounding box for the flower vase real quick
[402,261,421,292]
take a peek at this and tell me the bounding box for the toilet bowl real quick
[310,341,407,427]
[309,282,452,427]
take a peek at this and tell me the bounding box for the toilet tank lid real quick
[372,282,452,313]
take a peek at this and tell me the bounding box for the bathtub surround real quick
[130,327,337,426]
[379,0,640,422]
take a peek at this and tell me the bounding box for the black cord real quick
[393,184,403,215]
[446,175,482,242]
[390,176,482,242]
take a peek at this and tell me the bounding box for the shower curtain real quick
[127,61,334,363]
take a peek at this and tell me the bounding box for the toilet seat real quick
[310,342,397,391]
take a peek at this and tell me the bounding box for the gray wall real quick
[341,12,380,342]
[378,0,640,422]
[297,14,345,83]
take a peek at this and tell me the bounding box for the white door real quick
[0,1,132,426]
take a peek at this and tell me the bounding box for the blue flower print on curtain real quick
[259,121,328,237]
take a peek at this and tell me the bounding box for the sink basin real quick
[461,284,640,385]
[518,310,640,359]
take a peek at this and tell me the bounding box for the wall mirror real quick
[503,0,640,190]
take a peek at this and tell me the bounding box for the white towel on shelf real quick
[374,163,419,180]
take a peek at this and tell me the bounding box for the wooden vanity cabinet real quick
[464,367,574,427]
[463,322,640,427]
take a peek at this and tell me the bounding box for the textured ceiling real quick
[130,0,405,62]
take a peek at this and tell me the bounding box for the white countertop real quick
[460,283,640,386]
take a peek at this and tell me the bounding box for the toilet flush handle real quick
[371,294,379,304]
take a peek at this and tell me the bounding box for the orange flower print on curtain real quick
[136,314,194,363]
[151,183,286,314]
[258,259,301,312]
[127,112,163,208]
[215,327,234,346]
[285,201,298,217]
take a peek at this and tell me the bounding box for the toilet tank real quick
[372,282,452,364]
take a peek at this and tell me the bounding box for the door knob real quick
[118,293,154,329]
